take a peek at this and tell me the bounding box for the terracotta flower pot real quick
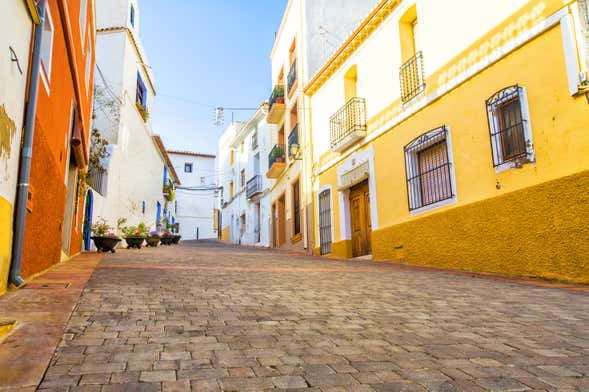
[172,235,181,244]
[92,236,121,253]
[125,237,144,249]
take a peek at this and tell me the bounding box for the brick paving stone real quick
[37,240,589,391]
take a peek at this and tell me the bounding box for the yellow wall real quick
[312,11,589,283]
[221,226,231,242]
[0,197,12,295]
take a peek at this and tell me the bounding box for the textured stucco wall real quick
[372,171,589,284]
[0,198,11,295]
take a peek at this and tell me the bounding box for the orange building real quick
[20,0,95,278]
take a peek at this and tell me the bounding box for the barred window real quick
[486,85,534,168]
[404,126,455,211]
[318,189,332,255]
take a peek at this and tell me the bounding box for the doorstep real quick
[0,252,102,391]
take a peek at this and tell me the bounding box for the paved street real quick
[38,241,589,391]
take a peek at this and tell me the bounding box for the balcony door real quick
[349,180,371,257]
[254,153,260,175]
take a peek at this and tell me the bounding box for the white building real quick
[167,150,218,240]
[89,0,176,242]
[266,0,381,251]
[218,105,272,247]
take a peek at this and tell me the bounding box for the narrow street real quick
[36,241,588,392]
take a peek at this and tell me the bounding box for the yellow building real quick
[306,0,589,283]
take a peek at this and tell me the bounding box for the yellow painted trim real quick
[0,321,17,342]
[24,0,40,24]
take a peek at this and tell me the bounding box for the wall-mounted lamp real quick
[289,143,302,160]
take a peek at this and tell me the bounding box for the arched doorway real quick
[82,189,94,251]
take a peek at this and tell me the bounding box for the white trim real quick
[316,8,568,177]
[317,184,335,252]
[40,3,54,93]
[405,126,458,215]
[560,13,582,96]
[80,0,88,50]
[336,145,379,241]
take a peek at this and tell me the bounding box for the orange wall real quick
[22,0,95,277]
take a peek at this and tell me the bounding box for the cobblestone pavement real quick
[38,241,589,391]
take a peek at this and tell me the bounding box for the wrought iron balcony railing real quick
[329,97,367,151]
[287,59,297,94]
[246,175,263,199]
[268,144,286,169]
[399,51,425,103]
[268,84,285,112]
[288,124,299,157]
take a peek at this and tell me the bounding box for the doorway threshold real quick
[353,254,373,261]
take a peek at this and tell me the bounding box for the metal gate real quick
[318,189,332,255]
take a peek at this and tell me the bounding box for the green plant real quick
[120,221,150,238]
[77,129,111,195]
[136,102,150,121]
[91,218,118,238]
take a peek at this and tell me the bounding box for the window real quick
[292,179,301,237]
[318,189,332,255]
[184,163,193,173]
[174,200,177,214]
[240,213,246,236]
[136,73,147,107]
[399,6,425,103]
[404,126,455,211]
[486,85,534,169]
[80,0,88,42]
[240,169,245,188]
[229,181,234,199]
[130,4,135,28]
[289,39,296,65]
[200,176,205,185]
[230,150,234,166]
[142,201,146,214]
[251,127,258,150]
[85,32,92,87]
[40,4,54,84]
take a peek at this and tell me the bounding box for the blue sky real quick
[139,1,287,155]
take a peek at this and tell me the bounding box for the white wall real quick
[169,153,218,240]
[218,110,272,247]
[0,1,32,205]
[91,0,166,237]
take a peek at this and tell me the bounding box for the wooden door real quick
[277,195,286,246]
[272,203,277,247]
[349,181,371,257]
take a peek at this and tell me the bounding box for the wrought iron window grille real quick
[287,59,297,94]
[404,126,454,211]
[486,85,533,168]
[400,51,426,103]
[318,189,332,255]
[329,97,367,149]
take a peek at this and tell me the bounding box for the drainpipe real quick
[9,0,47,287]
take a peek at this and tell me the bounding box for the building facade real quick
[218,105,272,247]
[19,0,96,280]
[267,0,380,252]
[168,150,218,240]
[88,0,173,241]
[307,0,589,283]
[0,1,38,294]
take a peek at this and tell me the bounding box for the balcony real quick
[330,97,367,153]
[288,125,299,159]
[246,175,263,199]
[400,51,425,103]
[266,144,286,178]
[267,84,285,124]
[287,59,297,96]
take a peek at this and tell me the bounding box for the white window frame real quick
[40,4,55,92]
[317,184,335,255]
[486,86,535,173]
[404,126,457,215]
[79,0,88,47]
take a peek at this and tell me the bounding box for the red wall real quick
[22,0,95,278]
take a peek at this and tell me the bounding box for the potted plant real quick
[91,218,121,253]
[172,233,181,244]
[120,221,148,249]
[146,230,161,247]
[160,231,174,245]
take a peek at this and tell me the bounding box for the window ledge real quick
[494,158,536,174]
[410,197,456,216]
